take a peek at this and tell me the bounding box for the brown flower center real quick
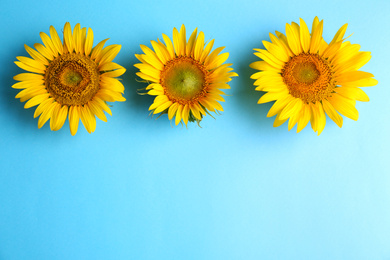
[45,53,100,106]
[160,57,209,103]
[282,53,335,103]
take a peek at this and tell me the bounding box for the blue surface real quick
[1,0,389,259]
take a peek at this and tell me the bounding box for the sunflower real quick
[12,22,126,135]
[250,17,377,135]
[135,25,237,126]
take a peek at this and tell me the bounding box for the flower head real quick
[135,25,237,126]
[250,17,377,135]
[13,22,126,135]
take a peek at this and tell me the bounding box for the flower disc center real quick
[62,69,83,86]
[45,53,100,106]
[282,53,334,104]
[161,57,206,101]
[292,62,319,84]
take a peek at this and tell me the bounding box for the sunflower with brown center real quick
[13,22,126,135]
[250,17,377,135]
[135,25,237,126]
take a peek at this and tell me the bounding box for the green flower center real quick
[161,57,206,101]
[62,70,83,86]
[292,62,319,84]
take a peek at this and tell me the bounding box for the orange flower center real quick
[160,56,209,103]
[282,53,335,103]
[45,53,100,106]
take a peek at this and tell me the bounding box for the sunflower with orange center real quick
[250,17,377,135]
[135,25,237,126]
[13,22,126,135]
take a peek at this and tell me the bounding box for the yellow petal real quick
[271,32,293,57]
[341,78,378,88]
[335,86,370,102]
[207,52,229,70]
[190,104,201,120]
[328,94,359,121]
[88,100,107,122]
[267,94,294,117]
[193,31,205,60]
[151,41,169,64]
[285,23,301,55]
[97,89,126,102]
[153,100,172,114]
[90,38,109,60]
[186,28,198,56]
[136,72,159,83]
[332,42,360,66]
[38,102,56,129]
[100,76,125,93]
[14,73,44,82]
[50,103,61,130]
[80,27,87,55]
[16,87,47,102]
[12,79,44,89]
[16,56,46,71]
[279,98,303,120]
[262,41,289,62]
[49,25,63,55]
[336,71,374,84]
[249,61,280,73]
[24,93,50,109]
[204,47,225,67]
[172,27,181,56]
[80,105,96,133]
[257,90,288,104]
[99,45,121,65]
[69,106,80,135]
[14,61,44,74]
[139,45,164,70]
[198,39,214,63]
[100,62,124,72]
[175,105,183,125]
[254,51,284,70]
[330,23,348,45]
[273,113,288,127]
[63,22,74,53]
[93,97,112,116]
[40,32,57,57]
[296,104,311,133]
[335,52,371,74]
[149,95,169,110]
[162,33,175,59]
[299,18,310,53]
[309,20,323,54]
[315,102,326,135]
[101,68,126,79]
[34,43,54,60]
[24,44,48,65]
[168,102,179,120]
[182,104,190,125]
[179,24,186,56]
[53,105,68,131]
[73,23,81,54]
[34,98,54,118]
[84,28,94,56]
[322,99,343,128]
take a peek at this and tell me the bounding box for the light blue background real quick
[1,0,389,259]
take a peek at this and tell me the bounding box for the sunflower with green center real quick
[135,25,237,126]
[13,22,126,135]
[250,17,377,135]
